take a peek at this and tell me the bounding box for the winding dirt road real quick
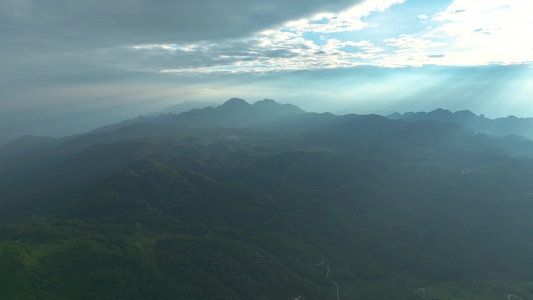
[313,261,340,300]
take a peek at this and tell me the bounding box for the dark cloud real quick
[0,0,364,117]
[1,0,363,49]
[2,0,531,144]
[118,38,313,71]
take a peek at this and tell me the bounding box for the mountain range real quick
[2,99,533,185]
[388,108,533,140]
[144,100,221,117]
[1,99,533,299]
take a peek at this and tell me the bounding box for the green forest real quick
[2,102,533,299]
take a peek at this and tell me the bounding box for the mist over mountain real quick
[86,98,305,135]
[3,0,533,297]
[2,99,533,299]
[145,100,221,117]
[389,108,533,140]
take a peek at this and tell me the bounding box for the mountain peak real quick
[428,108,453,117]
[252,99,277,106]
[222,98,250,107]
[253,99,306,115]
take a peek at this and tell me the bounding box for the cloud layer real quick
[1,0,363,48]
[4,0,531,81]
[1,0,532,144]
[120,0,533,74]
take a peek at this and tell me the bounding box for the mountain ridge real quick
[3,102,533,187]
[0,99,306,173]
[145,100,220,117]
[2,100,533,298]
[388,108,533,140]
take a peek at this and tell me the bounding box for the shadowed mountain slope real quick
[389,108,533,140]
[3,101,533,299]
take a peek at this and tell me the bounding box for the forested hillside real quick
[1,100,533,299]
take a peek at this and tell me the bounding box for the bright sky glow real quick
[129,0,533,73]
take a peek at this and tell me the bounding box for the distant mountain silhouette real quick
[0,135,73,163]
[2,105,533,233]
[90,98,306,134]
[160,98,306,127]
[388,109,533,140]
[145,100,220,117]
[0,99,306,184]
[5,102,533,188]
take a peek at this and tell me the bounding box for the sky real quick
[1,0,532,144]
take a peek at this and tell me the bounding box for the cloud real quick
[3,0,531,87]
[283,0,404,33]
[431,0,533,65]
[1,0,371,77]
[123,0,402,74]
[142,35,382,74]
[0,0,365,50]
[385,34,445,50]
[351,0,533,67]
[0,0,376,117]
[283,14,368,33]
[120,0,533,74]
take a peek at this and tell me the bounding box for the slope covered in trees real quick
[1,100,533,299]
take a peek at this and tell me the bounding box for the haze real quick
[1,0,532,145]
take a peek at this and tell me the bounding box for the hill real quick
[1,100,533,299]
[0,99,305,185]
[88,98,305,134]
[145,100,220,116]
[389,109,533,140]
